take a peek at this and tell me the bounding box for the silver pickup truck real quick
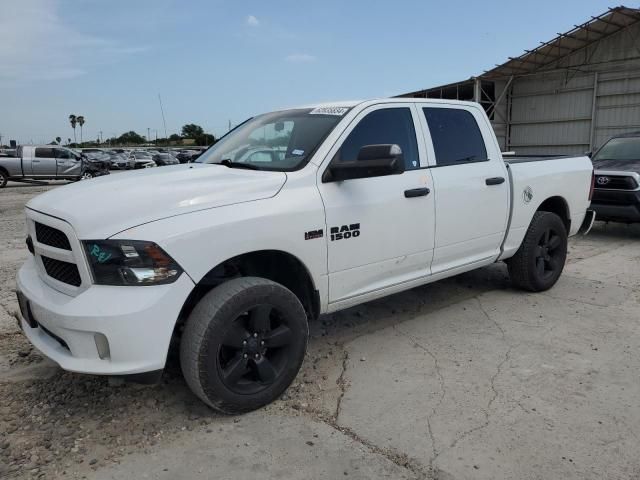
[0,145,109,188]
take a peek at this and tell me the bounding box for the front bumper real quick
[591,189,640,222]
[16,256,194,375]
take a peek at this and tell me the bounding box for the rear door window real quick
[422,108,487,166]
[35,147,55,158]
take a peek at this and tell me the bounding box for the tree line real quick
[52,120,216,147]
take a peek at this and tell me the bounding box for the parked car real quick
[0,145,109,187]
[152,153,179,166]
[176,150,199,163]
[590,132,640,223]
[15,99,594,414]
[106,152,132,170]
[81,148,108,155]
[129,151,156,169]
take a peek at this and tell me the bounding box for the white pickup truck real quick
[16,99,595,413]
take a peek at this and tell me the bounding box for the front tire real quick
[508,211,568,292]
[80,171,94,180]
[180,277,309,414]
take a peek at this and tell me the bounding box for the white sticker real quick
[292,149,305,156]
[309,106,349,116]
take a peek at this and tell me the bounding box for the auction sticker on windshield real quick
[309,106,350,116]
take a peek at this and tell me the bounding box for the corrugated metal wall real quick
[503,22,640,155]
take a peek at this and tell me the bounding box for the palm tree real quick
[69,115,77,143]
[77,116,85,145]
[67,138,71,145]
[55,136,61,145]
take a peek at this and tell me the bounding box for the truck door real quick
[54,148,82,177]
[318,104,435,304]
[418,105,509,273]
[31,147,57,176]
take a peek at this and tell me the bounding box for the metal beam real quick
[591,16,626,28]
[508,56,547,67]
[611,9,640,23]
[486,76,514,120]
[557,32,591,45]
[589,72,599,150]
[473,78,481,103]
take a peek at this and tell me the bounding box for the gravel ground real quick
[2,180,639,480]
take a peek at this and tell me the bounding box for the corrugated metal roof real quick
[482,6,640,79]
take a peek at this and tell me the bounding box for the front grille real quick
[35,222,71,250]
[41,256,81,287]
[595,175,638,190]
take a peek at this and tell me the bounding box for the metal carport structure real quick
[398,6,640,155]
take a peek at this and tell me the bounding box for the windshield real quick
[196,108,348,171]
[593,137,640,162]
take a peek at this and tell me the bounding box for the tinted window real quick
[339,108,419,170]
[593,137,640,162]
[35,148,54,158]
[54,149,72,159]
[423,108,487,166]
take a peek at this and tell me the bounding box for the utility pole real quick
[0,132,3,148]
[99,131,103,144]
[228,120,231,132]
[158,94,168,139]
[147,128,150,145]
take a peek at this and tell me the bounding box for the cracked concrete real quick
[2,183,640,479]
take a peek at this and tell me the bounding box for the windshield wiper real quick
[218,159,260,170]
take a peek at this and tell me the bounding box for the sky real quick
[0,0,621,144]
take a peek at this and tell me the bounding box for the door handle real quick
[485,177,505,186]
[404,187,430,198]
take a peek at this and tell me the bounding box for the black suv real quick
[591,132,640,223]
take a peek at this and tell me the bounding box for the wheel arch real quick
[535,196,571,232]
[170,249,320,355]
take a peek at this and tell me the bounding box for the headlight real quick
[82,240,183,286]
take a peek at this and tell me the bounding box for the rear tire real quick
[180,277,308,414]
[508,211,568,292]
[0,169,7,188]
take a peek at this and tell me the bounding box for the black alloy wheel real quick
[534,226,563,281]
[180,277,308,414]
[508,211,568,292]
[218,304,294,394]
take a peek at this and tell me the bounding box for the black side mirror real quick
[585,151,593,158]
[323,144,405,182]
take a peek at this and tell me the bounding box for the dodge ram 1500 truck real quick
[0,145,108,187]
[590,132,640,223]
[15,99,595,413]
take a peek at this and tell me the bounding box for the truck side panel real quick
[499,156,592,260]
[0,156,25,177]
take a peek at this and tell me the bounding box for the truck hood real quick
[592,158,640,174]
[27,163,287,238]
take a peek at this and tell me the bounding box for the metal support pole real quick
[589,72,599,151]
[506,82,513,151]
[473,78,481,103]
